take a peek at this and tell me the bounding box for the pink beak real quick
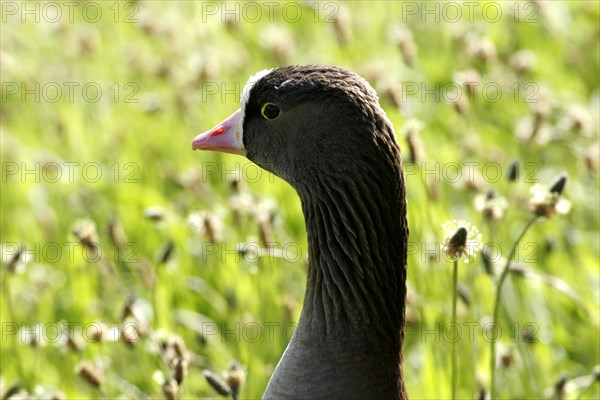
[192,109,245,155]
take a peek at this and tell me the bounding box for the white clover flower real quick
[441,220,483,263]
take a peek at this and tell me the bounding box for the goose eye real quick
[261,103,280,120]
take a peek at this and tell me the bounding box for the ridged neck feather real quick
[294,148,408,347]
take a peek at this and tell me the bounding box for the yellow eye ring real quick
[261,103,280,120]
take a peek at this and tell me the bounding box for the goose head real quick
[193,66,400,188]
[192,65,408,400]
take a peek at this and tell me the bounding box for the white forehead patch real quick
[237,69,274,144]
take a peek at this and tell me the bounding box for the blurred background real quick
[1,1,598,399]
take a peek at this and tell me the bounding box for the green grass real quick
[1,1,598,399]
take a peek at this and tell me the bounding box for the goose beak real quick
[192,109,245,155]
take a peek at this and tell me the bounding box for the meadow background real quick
[1,1,599,399]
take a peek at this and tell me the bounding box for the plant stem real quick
[489,216,538,399]
[451,259,458,400]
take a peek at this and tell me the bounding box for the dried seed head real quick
[188,212,223,242]
[227,362,246,400]
[593,365,600,381]
[554,373,569,398]
[584,141,599,173]
[451,97,468,116]
[549,172,568,195]
[87,322,108,343]
[529,174,571,218]
[236,243,260,259]
[254,199,277,248]
[475,191,508,222]
[507,160,520,182]
[76,361,103,387]
[481,246,494,276]
[67,333,85,352]
[453,69,481,97]
[476,387,487,400]
[441,221,483,263]
[500,348,514,368]
[25,326,44,348]
[75,27,98,56]
[162,379,179,400]
[121,297,136,321]
[144,206,166,221]
[158,240,175,264]
[509,50,536,74]
[467,36,496,62]
[224,13,238,32]
[405,131,422,164]
[544,237,556,254]
[380,80,403,110]
[4,245,26,274]
[173,357,189,385]
[464,172,484,193]
[121,326,140,347]
[50,392,66,400]
[203,214,223,243]
[203,369,231,396]
[228,193,254,228]
[403,119,425,164]
[170,336,188,359]
[230,176,241,193]
[73,218,99,252]
[391,27,416,66]
[121,320,145,347]
[108,216,128,249]
[566,104,592,134]
[450,227,467,250]
[258,219,275,249]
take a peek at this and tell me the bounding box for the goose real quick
[192,65,408,400]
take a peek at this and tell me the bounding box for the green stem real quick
[490,216,538,399]
[452,260,458,400]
